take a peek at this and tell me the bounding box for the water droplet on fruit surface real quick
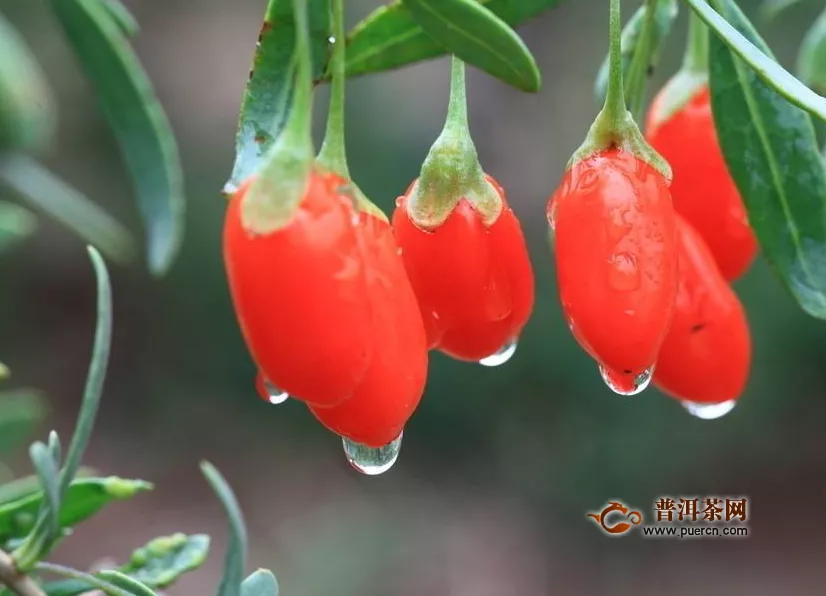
[343,433,403,475]
[682,400,736,420]
[478,338,518,367]
[262,379,289,405]
[599,365,654,396]
[607,252,641,291]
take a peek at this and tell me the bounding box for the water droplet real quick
[328,36,336,44]
[682,399,736,420]
[262,379,289,405]
[599,365,654,396]
[607,252,641,291]
[478,338,518,367]
[343,432,403,475]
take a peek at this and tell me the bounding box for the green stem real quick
[683,10,709,74]
[603,0,628,124]
[280,0,312,150]
[317,0,349,178]
[444,55,469,136]
[624,0,657,120]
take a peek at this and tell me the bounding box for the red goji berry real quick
[550,148,678,392]
[646,84,756,282]
[393,175,534,361]
[223,171,373,407]
[653,215,751,404]
[309,211,428,447]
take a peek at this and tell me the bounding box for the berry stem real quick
[624,0,657,121]
[445,55,470,136]
[683,10,709,74]
[602,0,628,125]
[317,0,349,178]
[275,0,313,155]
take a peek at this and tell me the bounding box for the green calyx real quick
[316,0,387,224]
[569,0,671,181]
[406,56,502,230]
[241,0,315,235]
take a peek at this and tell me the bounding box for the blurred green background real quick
[2,0,826,594]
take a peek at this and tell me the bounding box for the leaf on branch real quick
[345,0,563,80]
[401,0,541,91]
[224,0,331,195]
[201,461,247,596]
[708,0,826,318]
[48,0,185,276]
[241,569,279,596]
[29,441,61,536]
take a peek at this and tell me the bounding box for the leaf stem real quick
[684,10,709,74]
[317,0,349,178]
[603,0,629,124]
[34,563,132,596]
[0,549,46,596]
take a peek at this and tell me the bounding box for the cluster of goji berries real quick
[222,0,534,470]
[548,11,752,416]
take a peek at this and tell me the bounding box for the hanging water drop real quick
[262,379,289,405]
[682,399,736,420]
[479,338,518,367]
[342,432,403,475]
[599,364,654,396]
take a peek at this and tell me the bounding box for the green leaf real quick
[0,155,136,265]
[121,533,210,588]
[0,12,56,153]
[401,0,540,91]
[708,0,826,318]
[594,0,678,106]
[0,477,152,544]
[241,569,279,596]
[684,0,826,124]
[0,390,46,455]
[798,8,826,93]
[29,441,61,536]
[344,0,563,79]
[96,571,159,596]
[100,0,140,36]
[201,462,246,596]
[758,0,805,22]
[224,0,331,195]
[41,534,208,596]
[36,563,134,596]
[48,0,185,276]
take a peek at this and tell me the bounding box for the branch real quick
[0,549,46,596]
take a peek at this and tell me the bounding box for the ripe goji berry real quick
[309,211,428,447]
[223,171,373,407]
[393,175,534,361]
[653,215,751,404]
[646,83,756,281]
[550,148,678,393]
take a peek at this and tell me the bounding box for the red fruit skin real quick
[223,171,373,407]
[653,216,751,403]
[310,213,429,447]
[392,176,535,361]
[550,148,678,387]
[646,85,757,281]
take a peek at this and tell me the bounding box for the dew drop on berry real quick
[599,365,654,396]
[607,252,641,292]
[342,432,403,476]
[682,399,736,420]
[478,338,518,367]
[261,379,289,405]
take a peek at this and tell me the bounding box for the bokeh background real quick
[2,0,826,594]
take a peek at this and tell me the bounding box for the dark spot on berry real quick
[623,369,632,374]
[691,323,706,333]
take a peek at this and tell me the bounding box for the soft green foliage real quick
[241,570,280,596]
[707,0,826,319]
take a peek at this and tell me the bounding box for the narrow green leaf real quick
[29,442,61,536]
[0,477,152,543]
[47,431,62,467]
[0,155,136,265]
[0,390,46,455]
[0,12,56,153]
[594,0,678,106]
[798,8,826,93]
[201,462,246,596]
[708,0,826,318]
[97,571,159,596]
[758,0,805,22]
[100,0,140,36]
[345,0,562,79]
[224,0,331,194]
[48,0,185,275]
[0,468,95,507]
[36,563,134,596]
[121,533,210,588]
[241,569,279,596]
[685,0,826,124]
[401,0,540,91]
